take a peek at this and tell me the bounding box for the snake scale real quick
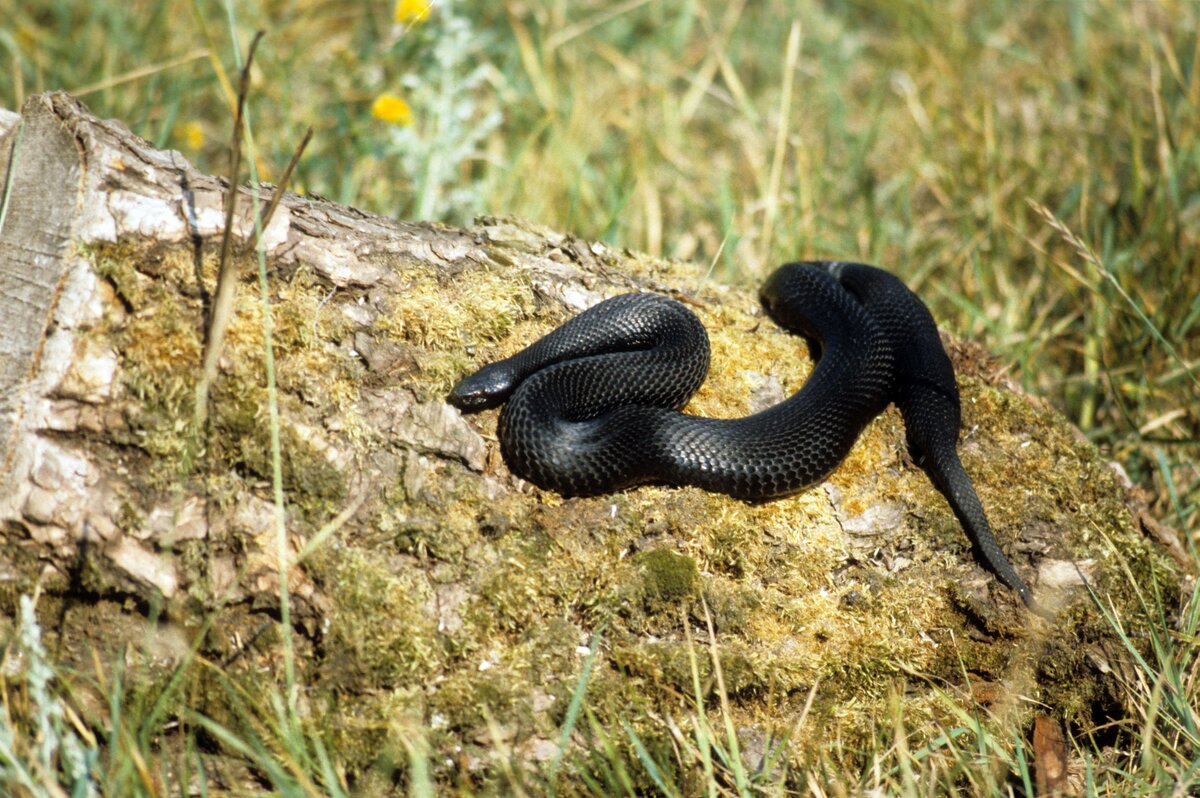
[449,261,1035,607]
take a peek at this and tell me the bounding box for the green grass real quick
[1,0,1198,794]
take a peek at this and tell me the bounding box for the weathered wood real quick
[0,95,83,467]
[0,91,1186,783]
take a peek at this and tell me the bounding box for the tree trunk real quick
[0,92,1186,783]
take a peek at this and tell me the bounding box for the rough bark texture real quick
[0,92,1188,786]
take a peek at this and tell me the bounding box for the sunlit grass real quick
[1,0,1197,794]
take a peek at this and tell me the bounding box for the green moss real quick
[383,501,481,562]
[316,548,442,687]
[89,241,149,308]
[378,266,536,351]
[699,578,761,634]
[610,636,762,699]
[522,617,587,691]
[318,687,422,777]
[636,548,698,606]
[74,548,114,595]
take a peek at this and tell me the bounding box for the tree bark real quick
[0,92,1187,781]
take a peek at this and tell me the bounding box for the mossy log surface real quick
[0,92,1189,782]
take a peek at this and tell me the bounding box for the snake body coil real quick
[450,261,1033,606]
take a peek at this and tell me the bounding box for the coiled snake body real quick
[450,261,1033,606]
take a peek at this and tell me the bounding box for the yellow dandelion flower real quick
[176,121,205,150]
[394,0,434,24]
[372,94,414,126]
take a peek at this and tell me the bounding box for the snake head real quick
[448,361,519,412]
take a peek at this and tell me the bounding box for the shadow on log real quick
[0,92,1189,786]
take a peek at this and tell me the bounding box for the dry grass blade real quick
[1028,199,1200,394]
[72,49,211,97]
[250,125,313,250]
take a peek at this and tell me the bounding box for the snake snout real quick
[449,362,519,412]
[447,384,494,411]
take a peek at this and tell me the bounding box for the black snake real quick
[449,261,1035,607]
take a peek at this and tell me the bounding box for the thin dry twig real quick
[195,30,264,428]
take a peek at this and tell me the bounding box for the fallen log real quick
[0,92,1186,785]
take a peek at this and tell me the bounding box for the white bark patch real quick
[140,497,208,543]
[55,260,116,328]
[289,419,350,471]
[20,440,92,529]
[107,189,189,241]
[531,277,603,312]
[58,336,119,402]
[1038,558,1095,589]
[389,397,487,471]
[297,238,386,287]
[108,537,179,598]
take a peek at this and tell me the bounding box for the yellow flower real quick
[371,94,414,126]
[175,121,205,150]
[394,0,433,24]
